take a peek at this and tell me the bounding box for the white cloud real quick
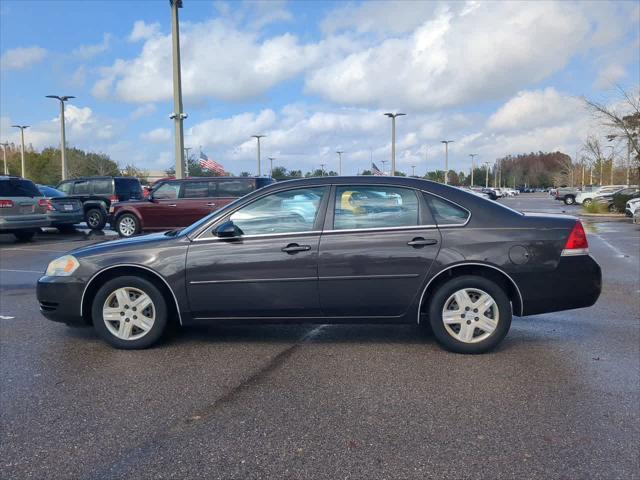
[141,127,171,143]
[1,46,46,71]
[593,64,627,90]
[73,33,111,60]
[129,21,161,42]
[130,103,157,119]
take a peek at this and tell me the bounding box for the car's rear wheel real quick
[14,230,35,242]
[85,208,106,230]
[116,214,140,238]
[608,204,618,213]
[428,275,511,354]
[582,198,593,206]
[92,276,167,349]
[564,195,575,205]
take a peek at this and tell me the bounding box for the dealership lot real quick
[1,193,638,479]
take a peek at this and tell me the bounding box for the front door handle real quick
[407,237,438,247]
[206,202,216,207]
[281,243,311,254]
[167,204,177,207]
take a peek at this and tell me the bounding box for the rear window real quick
[424,194,470,225]
[92,179,112,195]
[182,181,210,198]
[216,179,254,197]
[38,186,65,198]
[0,179,41,197]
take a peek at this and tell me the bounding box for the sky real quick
[1,0,639,176]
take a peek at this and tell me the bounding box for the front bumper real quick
[514,255,602,316]
[37,276,87,325]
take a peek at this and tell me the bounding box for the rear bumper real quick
[47,212,84,225]
[0,215,49,231]
[36,276,87,325]
[514,255,602,316]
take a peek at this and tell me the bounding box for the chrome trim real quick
[190,276,316,285]
[322,225,437,234]
[416,262,524,323]
[192,230,322,242]
[193,314,404,321]
[420,190,472,228]
[319,273,419,281]
[561,248,589,256]
[80,264,183,326]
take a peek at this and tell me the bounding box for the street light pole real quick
[336,150,344,176]
[469,154,478,186]
[381,160,388,175]
[484,161,491,188]
[384,113,406,176]
[45,95,74,180]
[411,165,416,177]
[1,142,8,175]
[268,157,275,177]
[252,135,265,176]
[320,163,326,176]
[170,0,186,179]
[11,125,29,178]
[184,147,191,177]
[441,140,454,184]
[606,145,614,185]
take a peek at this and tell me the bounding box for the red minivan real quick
[109,177,274,237]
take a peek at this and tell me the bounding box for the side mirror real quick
[215,220,240,238]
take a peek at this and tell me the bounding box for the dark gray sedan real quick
[37,176,601,353]
[37,185,83,231]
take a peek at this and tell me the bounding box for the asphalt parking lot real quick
[1,193,638,480]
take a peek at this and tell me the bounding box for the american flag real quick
[371,163,385,176]
[199,152,225,175]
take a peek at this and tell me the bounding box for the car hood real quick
[68,231,182,258]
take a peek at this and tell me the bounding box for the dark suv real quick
[110,176,274,237]
[56,176,143,230]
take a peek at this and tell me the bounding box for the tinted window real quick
[73,180,90,194]
[57,181,72,194]
[216,179,254,197]
[115,178,142,198]
[183,181,209,198]
[425,195,469,225]
[230,187,325,235]
[38,186,64,198]
[0,179,41,197]
[92,179,112,195]
[153,182,180,200]
[256,178,276,189]
[333,186,418,230]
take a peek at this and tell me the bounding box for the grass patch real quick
[582,202,610,214]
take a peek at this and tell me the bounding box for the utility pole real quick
[336,150,344,176]
[469,154,478,187]
[268,157,275,177]
[627,138,631,185]
[441,140,454,184]
[411,165,416,177]
[184,147,191,177]
[484,162,491,188]
[46,95,74,180]
[252,135,265,176]
[11,125,29,178]
[381,160,388,175]
[319,163,326,176]
[606,145,614,185]
[169,0,186,179]
[1,142,8,175]
[384,113,406,176]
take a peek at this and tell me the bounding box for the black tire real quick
[564,195,575,205]
[115,213,141,238]
[582,198,593,206]
[56,224,77,233]
[14,230,36,242]
[85,208,106,231]
[428,275,512,354]
[92,276,168,349]
[608,204,617,213]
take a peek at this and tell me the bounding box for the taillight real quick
[0,199,14,208]
[109,195,118,203]
[562,221,589,256]
[37,198,53,211]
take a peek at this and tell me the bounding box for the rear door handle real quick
[281,243,311,254]
[407,237,438,247]
[167,204,177,207]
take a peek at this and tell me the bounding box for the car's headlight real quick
[46,255,80,276]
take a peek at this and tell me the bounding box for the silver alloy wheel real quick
[102,287,155,340]
[442,288,499,343]
[119,216,137,237]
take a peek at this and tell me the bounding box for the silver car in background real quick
[0,176,49,241]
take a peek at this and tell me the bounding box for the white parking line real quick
[0,315,15,320]
[591,233,630,258]
[0,269,43,274]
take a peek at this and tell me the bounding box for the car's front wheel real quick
[582,198,593,206]
[116,213,140,238]
[92,276,167,349]
[428,275,512,354]
[564,195,575,205]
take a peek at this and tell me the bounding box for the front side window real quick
[229,187,325,235]
[425,194,469,225]
[153,182,180,200]
[183,181,209,198]
[333,186,419,230]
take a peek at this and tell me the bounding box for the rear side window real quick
[92,179,112,195]
[153,182,180,200]
[74,180,90,194]
[424,194,469,225]
[333,185,419,230]
[183,181,209,198]
[0,179,41,197]
[216,179,254,197]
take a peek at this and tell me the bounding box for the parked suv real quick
[56,176,143,230]
[0,176,49,241]
[110,177,275,237]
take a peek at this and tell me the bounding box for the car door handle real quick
[281,243,311,254]
[206,202,216,207]
[407,237,438,247]
[167,204,177,207]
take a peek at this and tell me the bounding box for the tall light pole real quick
[441,140,454,184]
[11,125,29,178]
[184,147,191,177]
[411,165,416,177]
[45,95,74,180]
[268,157,275,177]
[606,145,615,185]
[1,142,8,175]
[469,154,478,186]
[384,113,406,176]
[484,161,491,188]
[320,163,326,176]
[381,159,388,175]
[336,150,344,176]
[252,135,265,176]
[170,0,186,179]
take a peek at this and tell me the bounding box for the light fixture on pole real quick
[169,0,186,179]
[384,113,406,176]
[252,135,265,176]
[268,157,275,177]
[1,142,9,175]
[336,150,344,176]
[469,154,478,187]
[45,95,74,180]
[11,125,29,178]
[441,140,454,184]
[484,161,491,188]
